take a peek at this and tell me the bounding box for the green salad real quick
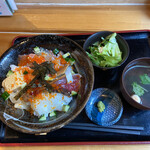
[86,33,122,67]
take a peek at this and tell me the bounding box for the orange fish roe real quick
[62,95,64,100]
[7,90,12,94]
[51,55,68,71]
[14,66,34,84]
[60,55,68,64]
[35,92,44,100]
[68,81,72,84]
[41,52,47,57]
[18,54,46,66]
[51,106,56,110]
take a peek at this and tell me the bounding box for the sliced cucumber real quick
[34,46,40,53]
[69,58,75,65]
[62,105,70,112]
[62,52,70,58]
[44,75,50,81]
[53,48,59,55]
[44,75,53,81]
[6,70,14,77]
[39,115,46,121]
[65,58,70,62]
[71,91,77,96]
[1,91,10,101]
[49,111,57,117]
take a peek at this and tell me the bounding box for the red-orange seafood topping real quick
[18,54,46,66]
[52,74,81,93]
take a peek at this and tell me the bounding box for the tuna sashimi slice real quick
[52,74,81,94]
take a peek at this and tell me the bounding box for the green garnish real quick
[97,101,105,113]
[62,52,70,58]
[1,91,10,101]
[86,33,122,67]
[49,111,57,117]
[6,70,14,77]
[65,58,70,62]
[69,58,75,65]
[39,115,46,121]
[53,48,59,55]
[140,74,150,85]
[71,91,77,96]
[65,57,75,65]
[132,82,148,96]
[34,46,40,53]
[23,71,28,75]
[62,105,70,112]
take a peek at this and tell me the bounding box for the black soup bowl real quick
[83,31,130,83]
[0,34,94,134]
[121,57,150,110]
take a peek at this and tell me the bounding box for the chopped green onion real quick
[39,115,46,121]
[71,91,77,96]
[23,71,28,75]
[62,52,70,58]
[34,46,40,53]
[53,48,59,55]
[6,70,14,77]
[49,111,57,117]
[69,58,75,65]
[1,91,10,101]
[62,105,70,112]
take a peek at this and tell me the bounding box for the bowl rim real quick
[83,31,130,70]
[121,57,150,109]
[0,34,94,134]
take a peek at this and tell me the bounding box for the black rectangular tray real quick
[1,30,150,145]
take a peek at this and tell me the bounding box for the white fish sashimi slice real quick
[10,64,18,71]
[65,66,73,84]
[14,100,30,111]
[30,92,72,117]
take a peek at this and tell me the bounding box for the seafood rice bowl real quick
[0,35,94,134]
[1,46,81,120]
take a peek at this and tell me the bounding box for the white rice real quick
[30,92,72,117]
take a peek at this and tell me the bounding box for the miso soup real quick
[123,65,150,107]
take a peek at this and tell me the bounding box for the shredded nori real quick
[14,61,56,100]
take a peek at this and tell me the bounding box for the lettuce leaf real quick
[88,33,122,67]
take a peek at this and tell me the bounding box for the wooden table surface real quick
[1,4,150,150]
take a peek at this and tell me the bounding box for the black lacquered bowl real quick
[83,31,130,70]
[83,31,130,82]
[0,35,94,134]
